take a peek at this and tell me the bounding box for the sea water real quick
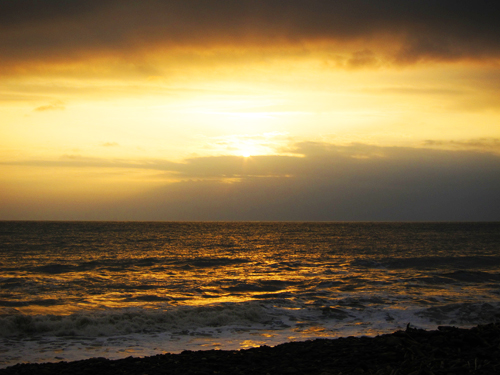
[1,221,499,367]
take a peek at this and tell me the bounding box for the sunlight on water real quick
[1,222,499,367]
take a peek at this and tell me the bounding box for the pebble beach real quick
[2,323,499,375]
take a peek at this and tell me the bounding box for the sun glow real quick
[202,131,289,158]
[234,142,260,157]
[235,141,262,158]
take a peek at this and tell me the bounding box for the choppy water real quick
[1,221,499,367]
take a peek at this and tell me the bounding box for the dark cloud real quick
[0,1,112,26]
[98,143,500,221]
[4,142,499,221]
[1,0,499,70]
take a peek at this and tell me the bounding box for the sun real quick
[234,143,258,158]
[210,133,287,158]
[237,144,260,158]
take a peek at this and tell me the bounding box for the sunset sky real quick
[1,0,499,220]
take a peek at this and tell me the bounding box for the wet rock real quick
[1,323,500,375]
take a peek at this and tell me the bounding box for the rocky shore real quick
[1,323,499,375]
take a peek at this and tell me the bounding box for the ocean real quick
[1,221,499,368]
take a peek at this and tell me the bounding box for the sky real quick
[1,0,499,221]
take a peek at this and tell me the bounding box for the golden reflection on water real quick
[4,221,498,346]
[14,258,468,317]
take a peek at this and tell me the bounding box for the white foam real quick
[0,301,276,338]
[2,299,498,369]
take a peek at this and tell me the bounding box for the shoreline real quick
[1,323,499,375]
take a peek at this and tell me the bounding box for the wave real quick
[222,280,293,293]
[352,256,500,270]
[171,257,250,269]
[0,302,277,338]
[410,271,500,285]
[19,256,251,275]
[0,299,62,307]
[3,298,499,340]
[417,302,500,324]
[441,270,500,283]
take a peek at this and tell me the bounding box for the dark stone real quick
[1,323,500,375]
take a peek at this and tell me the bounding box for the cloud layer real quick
[2,2,499,221]
[1,0,499,71]
[122,143,500,221]
[3,142,499,221]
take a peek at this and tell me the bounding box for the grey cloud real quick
[7,141,500,180]
[347,50,380,69]
[3,153,301,179]
[424,138,500,154]
[137,144,500,221]
[1,0,499,69]
[7,142,497,221]
[98,142,500,221]
[0,1,113,26]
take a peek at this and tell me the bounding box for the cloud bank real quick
[117,143,500,221]
[1,0,499,72]
[3,142,499,221]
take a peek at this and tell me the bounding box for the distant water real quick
[1,221,499,367]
